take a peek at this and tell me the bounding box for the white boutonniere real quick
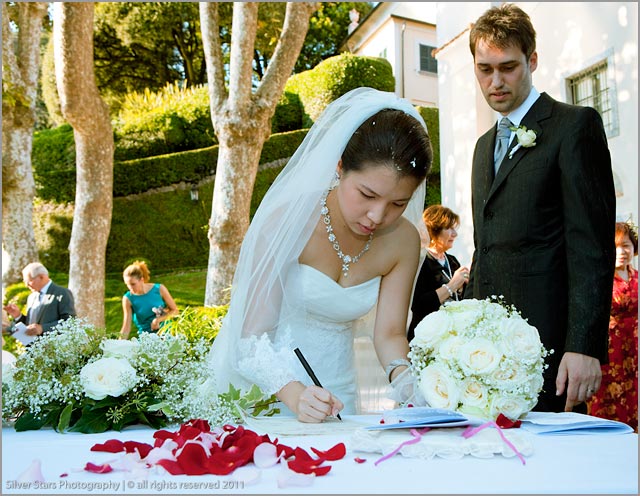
[508,125,537,159]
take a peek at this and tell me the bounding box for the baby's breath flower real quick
[2,317,275,432]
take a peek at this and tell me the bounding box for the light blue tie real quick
[494,117,513,174]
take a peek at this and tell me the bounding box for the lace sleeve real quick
[236,333,298,395]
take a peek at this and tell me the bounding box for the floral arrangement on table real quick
[408,297,552,421]
[1,317,278,433]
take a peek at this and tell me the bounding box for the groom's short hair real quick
[469,3,537,59]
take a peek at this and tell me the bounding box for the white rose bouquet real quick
[409,298,551,421]
[2,317,277,433]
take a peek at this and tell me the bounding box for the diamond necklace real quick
[320,189,373,277]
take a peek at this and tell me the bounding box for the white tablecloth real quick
[2,415,638,494]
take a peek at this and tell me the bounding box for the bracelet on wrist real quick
[385,358,411,382]
[443,284,454,298]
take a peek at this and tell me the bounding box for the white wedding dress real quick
[237,263,381,415]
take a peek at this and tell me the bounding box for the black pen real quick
[294,347,342,421]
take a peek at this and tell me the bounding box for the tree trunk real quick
[200,2,318,305]
[1,3,48,292]
[53,3,114,327]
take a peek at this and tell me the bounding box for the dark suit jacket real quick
[407,252,462,342]
[16,282,76,333]
[464,93,616,410]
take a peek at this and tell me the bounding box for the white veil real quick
[208,87,429,402]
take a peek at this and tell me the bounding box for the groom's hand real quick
[555,352,602,411]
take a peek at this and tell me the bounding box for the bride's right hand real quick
[278,381,344,423]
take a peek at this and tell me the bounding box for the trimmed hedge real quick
[286,53,395,127]
[34,129,308,203]
[33,161,288,275]
[32,85,304,177]
[114,84,215,161]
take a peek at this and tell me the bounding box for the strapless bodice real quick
[276,264,381,414]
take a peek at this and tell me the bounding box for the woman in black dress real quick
[407,205,469,342]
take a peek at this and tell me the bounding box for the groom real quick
[464,4,616,413]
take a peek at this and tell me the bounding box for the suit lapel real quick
[485,93,553,204]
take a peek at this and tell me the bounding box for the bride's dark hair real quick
[341,108,432,180]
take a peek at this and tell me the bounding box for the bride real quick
[208,87,432,422]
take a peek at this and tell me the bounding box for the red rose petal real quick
[354,457,367,464]
[91,439,125,453]
[156,459,184,475]
[153,429,178,447]
[276,443,295,459]
[310,443,346,461]
[124,441,154,458]
[287,459,331,476]
[84,462,113,474]
[174,443,211,475]
[187,419,211,432]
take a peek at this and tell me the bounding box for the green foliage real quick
[416,106,442,208]
[417,106,440,175]
[286,53,395,127]
[271,91,303,133]
[161,305,228,344]
[295,2,375,73]
[32,124,76,172]
[220,384,280,418]
[93,2,203,102]
[114,83,216,161]
[33,141,293,275]
[33,128,307,203]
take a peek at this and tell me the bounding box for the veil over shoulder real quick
[208,87,429,406]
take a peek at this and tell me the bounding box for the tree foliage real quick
[92,2,205,111]
[295,2,373,73]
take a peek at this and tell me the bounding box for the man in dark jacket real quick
[465,4,616,413]
[4,262,76,336]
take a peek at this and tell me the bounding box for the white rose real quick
[445,299,484,332]
[437,336,463,361]
[527,371,545,401]
[489,362,528,389]
[418,362,461,410]
[460,378,489,409]
[515,128,537,147]
[412,310,453,350]
[499,317,542,360]
[457,338,502,376]
[100,339,139,361]
[489,394,529,421]
[80,357,138,400]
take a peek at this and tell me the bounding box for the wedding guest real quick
[588,221,638,431]
[3,262,76,336]
[119,260,178,339]
[407,205,469,342]
[464,4,616,413]
[208,87,433,422]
